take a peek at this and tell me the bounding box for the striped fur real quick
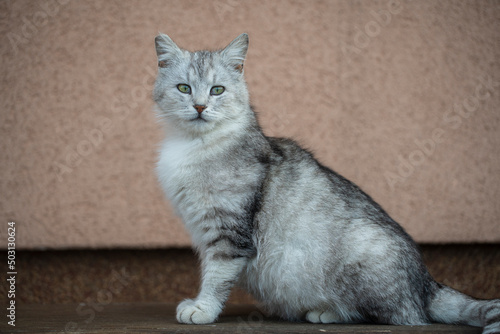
[153,33,500,332]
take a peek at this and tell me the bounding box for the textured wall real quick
[1,0,499,249]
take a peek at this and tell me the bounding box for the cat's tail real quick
[427,282,500,334]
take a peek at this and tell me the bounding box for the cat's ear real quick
[221,33,248,73]
[155,33,183,68]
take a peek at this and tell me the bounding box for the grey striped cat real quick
[153,33,500,333]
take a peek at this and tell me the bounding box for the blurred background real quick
[0,0,499,308]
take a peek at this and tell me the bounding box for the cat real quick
[153,33,500,333]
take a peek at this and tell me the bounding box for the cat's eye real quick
[177,84,191,94]
[210,86,225,96]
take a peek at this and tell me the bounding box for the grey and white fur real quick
[153,33,500,333]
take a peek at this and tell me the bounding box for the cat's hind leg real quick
[305,308,364,324]
[305,310,342,324]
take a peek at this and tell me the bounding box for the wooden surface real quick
[2,303,482,333]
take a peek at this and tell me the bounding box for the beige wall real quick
[1,0,499,249]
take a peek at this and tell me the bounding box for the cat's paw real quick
[176,299,219,324]
[305,310,340,324]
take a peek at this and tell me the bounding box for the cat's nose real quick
[193,105,207,114]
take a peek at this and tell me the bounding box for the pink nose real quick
[194,105,207,114]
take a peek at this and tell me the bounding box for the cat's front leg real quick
[176,255,248,324]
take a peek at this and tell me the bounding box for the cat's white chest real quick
[156,136,242,231]
[157,137,207,205]
[156,131,262,254]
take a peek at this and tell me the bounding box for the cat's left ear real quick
[221,33,248,73]
[155,33,183,68]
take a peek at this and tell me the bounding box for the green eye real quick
[210,86,225,96]
[177,84,191,94]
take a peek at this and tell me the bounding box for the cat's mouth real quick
[191,114,207,122]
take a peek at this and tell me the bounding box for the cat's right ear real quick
[155,33,183,68]
[222,33,249,73]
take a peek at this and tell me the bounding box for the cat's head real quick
[153,33,252,136]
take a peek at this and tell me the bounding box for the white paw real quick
[176,299,219,324]
[306,310,340,324]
